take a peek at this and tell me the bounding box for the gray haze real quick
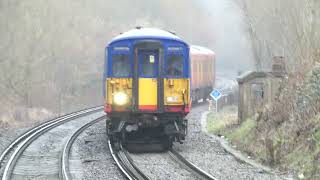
[132,0,255,78]
[0,0,254,124]
[195,0,255,78]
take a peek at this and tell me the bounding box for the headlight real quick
[113,92,128,106]
[167,96,178,103]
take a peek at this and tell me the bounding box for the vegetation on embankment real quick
[231,0,320,178]
[207,106,238,134]
[208,65,320,179]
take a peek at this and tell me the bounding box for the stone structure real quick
[237,57,286,123]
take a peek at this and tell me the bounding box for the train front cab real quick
[104,37,190,149]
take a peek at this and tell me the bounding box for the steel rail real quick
[118,149,150,180]
[122,150,150,180]
[0,106,102,169]
[108,140,150,180]
[108,140,134,180]
[61,115,106,180]
[168,149,217,180]
[1,106,103,180]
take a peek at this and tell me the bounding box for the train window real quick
[112,54,131,77]
[166,55,183,76]
[140,54,156,77]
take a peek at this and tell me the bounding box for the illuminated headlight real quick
[113,92,128,106]
[167,96,178,103]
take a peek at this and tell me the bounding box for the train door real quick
[137,50,159,111]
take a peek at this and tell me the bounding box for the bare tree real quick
[242,0,319,72]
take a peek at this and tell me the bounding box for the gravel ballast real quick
[75,104,289,180]
[9,111,105,179]
[129,152,197,180]
[2,104,292,179]
[173,104,288,180]
[74,120,123,180]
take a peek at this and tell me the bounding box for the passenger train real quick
[104,27,215,151]
[190,45,215,103]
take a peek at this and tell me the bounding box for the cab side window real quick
[166,55,183,76]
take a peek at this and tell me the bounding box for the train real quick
[104,27,215,151]
[190,45,215,104]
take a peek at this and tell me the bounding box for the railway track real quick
[108,140,151,180]
[168,149,217,180]
[61,115,106,180]
[1,105,215,180]
[0,106,104,180]
[127,149,217,180]
[109,139,216,180]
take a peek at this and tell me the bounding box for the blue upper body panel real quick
[105,28,190,79]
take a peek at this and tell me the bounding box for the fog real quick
[195,0,255,78]
[0,0,253,123]
[128,0,255,78]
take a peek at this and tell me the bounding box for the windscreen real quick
[112,54,131,77]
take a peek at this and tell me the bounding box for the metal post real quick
[208,100,213,111]
[215,100,218,113]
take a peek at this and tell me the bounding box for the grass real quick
[206,67,320,179]
[227,118,256,141]
[206,105,238,135]
[207,105,255,141]
[207,111,263,157]
[207,109,320,179]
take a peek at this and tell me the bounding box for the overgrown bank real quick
[208,65,320,179]
[229,0,320,178]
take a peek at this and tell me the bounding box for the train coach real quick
[103,27,215,151]
[190,45,215,103]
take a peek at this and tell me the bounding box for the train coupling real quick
[125,124,139,132]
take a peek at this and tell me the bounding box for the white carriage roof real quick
[190,45,215,55]
[111,28,183,42]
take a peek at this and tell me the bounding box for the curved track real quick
[0,106,104,180]
[108,140,151,180]
[61,115,106,180]
[1,105,216,180]
[168,149,217,180]
[108,139,216,180]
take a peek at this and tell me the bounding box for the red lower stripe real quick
[139,105,157,111]
[104,104,112,113]
[106,104,191,113]
[164,105,191,114]
[184,106,191,113]
[164,105,184,112]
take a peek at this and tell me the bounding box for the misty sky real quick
[131,0,255,78]
[195,0,255,78]
[96,0,255,79]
